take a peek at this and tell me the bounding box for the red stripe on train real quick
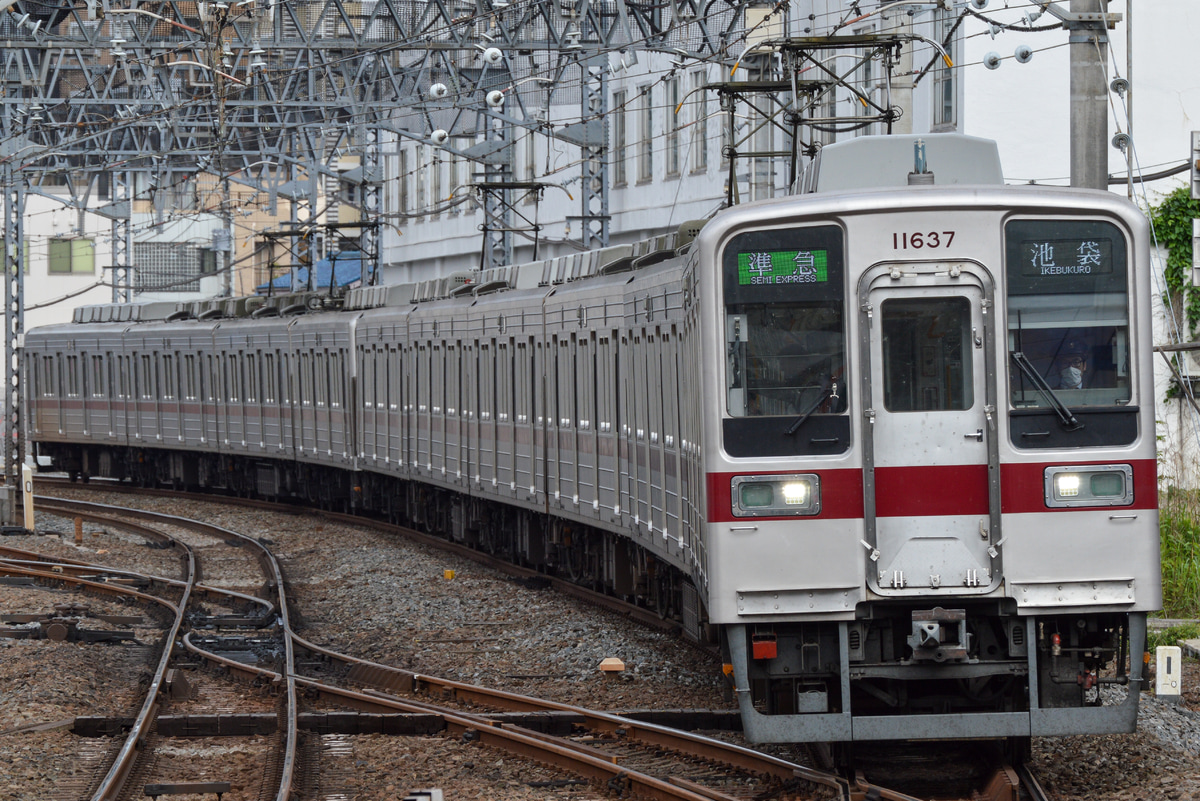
[706,459,1157,523]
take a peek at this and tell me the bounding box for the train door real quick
[391,342,405,470]
[557,335,576,508]
[477,340,494,489]
[544,336,561,507]
[576,333,598,514]
[596,334,618,520]
[457,339,473,488]
[202,353,219,447]
[859,265,1001,596]
[493,338,510,494]
[534,339,549,504]
[514,339,533,499]
[632,330,650,532]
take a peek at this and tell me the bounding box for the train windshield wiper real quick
[1010,351,1083,431]
[785,381,837,436]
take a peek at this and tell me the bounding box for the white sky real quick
[961,0,1200,201]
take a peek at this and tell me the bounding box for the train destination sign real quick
[736,249,829,286]
[1017,238,1113,277]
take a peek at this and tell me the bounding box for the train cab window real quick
[1005,219,1134,446]
[881,298,972,411]
[720,225,849,456]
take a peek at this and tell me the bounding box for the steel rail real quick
[31,500,279,618]
[0,533,196,801]
[36,495,301,801]
[0,551,275,620]
[1017,763,1052,801]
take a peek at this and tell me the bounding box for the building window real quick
[200,248,218,275]
[612,90,627,186]
[48,237,95,274]
[522,131,537,205]
[133,242,203,292]
[398,149,409,214]
[690,71,708,173]
[666,76,680,177]
[434,149,448,217]
[415,145,428,218]
[638,85,653,183]
[932,9,958,130]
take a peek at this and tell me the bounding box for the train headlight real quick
[732,474,821,517]
[1044,465,1133,508]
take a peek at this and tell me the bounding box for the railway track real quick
[3,496,299,801]
[13,480,1057,801]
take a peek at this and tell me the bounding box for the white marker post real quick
[1156,645,1182,704]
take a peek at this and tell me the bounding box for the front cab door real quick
[859,262,1002,596]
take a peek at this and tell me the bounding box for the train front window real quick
[721,225,847,419]
[881,297,973,412]
[1005,219,1132,410]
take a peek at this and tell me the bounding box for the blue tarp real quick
[256,251,364,293]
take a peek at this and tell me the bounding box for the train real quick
[25,134,1160,747]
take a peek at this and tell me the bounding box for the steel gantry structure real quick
[0,0,764,496]
[0,0,1008,504]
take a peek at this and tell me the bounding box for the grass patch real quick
[1148,622,1200,652]
[1159,488,1200,618]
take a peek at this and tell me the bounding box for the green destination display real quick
[737,249,829,286]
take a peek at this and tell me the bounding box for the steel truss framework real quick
[0,0,1000,501]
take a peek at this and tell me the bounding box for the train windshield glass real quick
[1004,219,1131,409]
[721,225,848,418]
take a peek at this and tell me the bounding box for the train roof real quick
[802,133,1004,193]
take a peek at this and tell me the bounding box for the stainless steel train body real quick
[26,169,1159,746]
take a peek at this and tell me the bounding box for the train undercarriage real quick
[730,607,1144,742]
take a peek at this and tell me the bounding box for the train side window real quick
[481,341,493,421]
[576,335,591,430]
[496,340,508,422]
[162,354,175,400]
[140,355,153,400]
[446,343,458,416]
[300,353,311,406]
[315,352,327,407]
[65,355,78,397]
[91,355,104,398]
[388,347,400,411]
[1005,219,1132,410]
[516,341,529,423]
[184,355,196,400]
[362,348,373,408]
[264,353,276,404]
[248,353,259,403]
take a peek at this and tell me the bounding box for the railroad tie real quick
[143,782,232,801]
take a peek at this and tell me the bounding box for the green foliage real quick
[1159,488,1200,618]
[1149,186,1200,336]
[1148,622,1200,652]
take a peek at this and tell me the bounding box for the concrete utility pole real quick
[1069,0,1110,190]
